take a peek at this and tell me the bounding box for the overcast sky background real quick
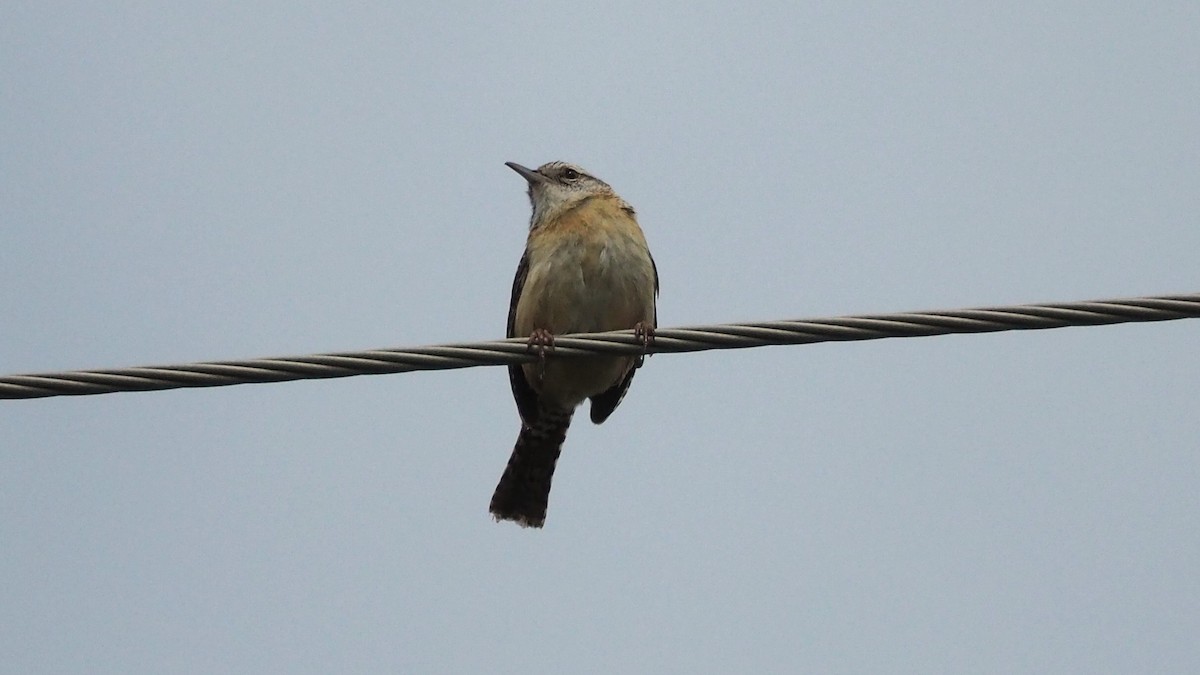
[3,3,1198,673]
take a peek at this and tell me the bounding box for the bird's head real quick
[505,161,623,229]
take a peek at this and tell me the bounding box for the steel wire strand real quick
[2,292,1196,400]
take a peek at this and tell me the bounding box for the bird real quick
[489,161,658,528]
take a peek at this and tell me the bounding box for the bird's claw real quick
[633,321,655,366]
[527,328,555,380]
[633,322,655,349]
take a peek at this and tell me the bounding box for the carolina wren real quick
[489,161,658,528]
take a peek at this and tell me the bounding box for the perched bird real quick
[490,161,658,528]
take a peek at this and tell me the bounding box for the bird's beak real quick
[505,162,545,184]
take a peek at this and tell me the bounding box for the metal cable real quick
[3,292,1197,400]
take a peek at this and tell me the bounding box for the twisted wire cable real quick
[3,292,1197,400]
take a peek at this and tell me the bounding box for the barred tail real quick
[489,408,574,528]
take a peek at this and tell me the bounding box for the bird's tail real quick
[489,407,574,528]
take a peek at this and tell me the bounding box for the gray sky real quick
[3,3,1198,673]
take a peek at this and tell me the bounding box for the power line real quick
[3,292,1197,401]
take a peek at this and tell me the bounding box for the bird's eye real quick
[562,168,579,181]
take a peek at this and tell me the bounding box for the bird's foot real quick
[526,328,556,380]
[633,321,655,366]
[633,322,656,349]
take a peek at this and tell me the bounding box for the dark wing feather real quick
[589,367,637,424]
[650,252,659,324]
[507,250,540,427]
[589,252,659,425]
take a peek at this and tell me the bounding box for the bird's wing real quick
[588,367,637,425]
[651,252,659,325]
[507,250,541,426]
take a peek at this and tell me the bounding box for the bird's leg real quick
[526,328,556,380]
[633,321,655,366]
[633,321,656,349]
